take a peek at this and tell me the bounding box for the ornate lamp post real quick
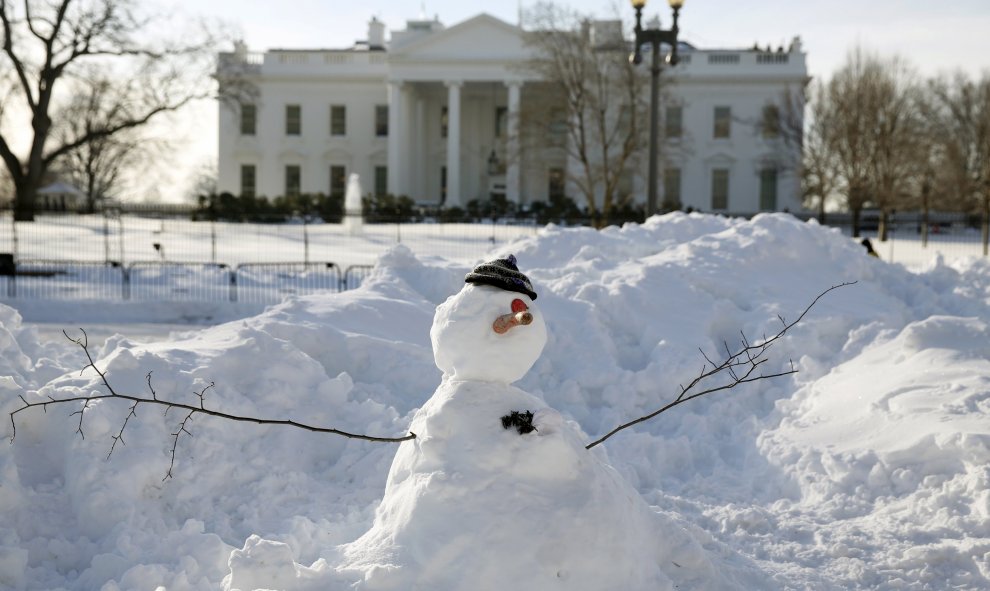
[630,0,684,218]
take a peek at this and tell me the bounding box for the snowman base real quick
[336,378,721,591]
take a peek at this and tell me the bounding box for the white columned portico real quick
[445,80,462,207]
[506,80,522,205]
[387,80,404,195]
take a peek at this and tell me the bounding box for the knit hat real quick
[464,254,537,300]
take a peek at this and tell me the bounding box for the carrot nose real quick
[493,299,533,334]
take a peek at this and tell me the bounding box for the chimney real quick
[368,17,386,49]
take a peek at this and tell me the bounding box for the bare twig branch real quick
[586,282,854,449]
[9,329,417,479]
[164,410,195,481]
[107,400,139,460]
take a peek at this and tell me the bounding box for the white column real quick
[445,80,462,207]
[414,96,425,200]
[506,81,522,206]
[387,80,404,195]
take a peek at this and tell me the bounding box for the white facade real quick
[218,13,807,213]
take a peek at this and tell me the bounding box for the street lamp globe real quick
[631,0,646,8]
[668,0,685,7]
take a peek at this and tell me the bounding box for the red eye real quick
[511,298,528,313]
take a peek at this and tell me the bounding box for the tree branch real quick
[9,329,416,480]
[586,282,855,449]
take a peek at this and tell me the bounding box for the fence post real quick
[229,267,238,302]
[103,208,110,264]
[11,212,18,260]
[211,220,217,265]
[117,213,125,264]
[303,218,310,265]
[1,253,14,298]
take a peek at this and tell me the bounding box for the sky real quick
[29,0,990,202]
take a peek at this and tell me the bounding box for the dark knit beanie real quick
[464,254,537,300]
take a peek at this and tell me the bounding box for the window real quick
[713,106,731,139]
[548,168,566,200]
[240,104,256,136]
[495,106,508,138]
[285,165,301,197]
[240,164,256,198]
[286,104,301,135]
[375,166,388,196]
[440,166,447,204]
[711,168,729,210]
[330,105,346,136]
[375,105,388,137]
[548,110,568,147]
[663,168,681,207]
[441,106,448,138]
[760,168,778,210]
[665,106,683,139]
[762,104,781,139]
[329,166,346,198]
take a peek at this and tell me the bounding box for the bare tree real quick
[924,72,990,253]
[0,159,11,206]
[801,80,840,223]
[186,158,218,203]
[0,0,221,220]
[52,70,166,211]
[757,82,806,175]
[863,57,924,241]
[519,2,651,226]
[822,49,877,236]
[818,48,922,237]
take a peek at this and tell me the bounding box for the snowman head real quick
[431,255,547,383]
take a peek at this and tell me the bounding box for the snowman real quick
[337,255,727,591]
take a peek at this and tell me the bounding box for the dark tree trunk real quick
[982,193,989,257]
[13,179,39,222]
[851,205,862,238]
[878,208,889,242]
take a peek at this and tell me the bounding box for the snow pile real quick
[1,212,989,590]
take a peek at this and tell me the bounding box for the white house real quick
[217,13,807,213]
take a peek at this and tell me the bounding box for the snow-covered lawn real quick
[1,212,989,589]
[0,213,539,267]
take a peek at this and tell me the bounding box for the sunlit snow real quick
[1,212,989,590]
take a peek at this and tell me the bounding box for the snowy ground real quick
[0,211,986,272]
[1,212,989,589]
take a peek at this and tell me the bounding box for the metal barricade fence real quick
[126,261,233,302]
[341,265,375,291]
[11,260,126,300]
[233,262,341,303]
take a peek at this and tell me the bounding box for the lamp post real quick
[630,0,684,218]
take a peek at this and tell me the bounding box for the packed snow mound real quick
[2,213,989,590]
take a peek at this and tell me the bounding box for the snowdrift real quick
[1,213,988,590]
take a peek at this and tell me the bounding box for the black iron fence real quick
[0,259,377,303]
[0,205,986,304]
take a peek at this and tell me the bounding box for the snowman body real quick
[340,281,714,590]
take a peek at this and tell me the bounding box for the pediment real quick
[393,14,529,62]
